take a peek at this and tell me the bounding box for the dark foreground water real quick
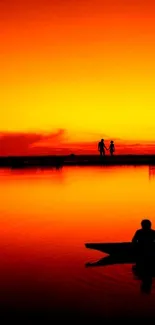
[1,166,155,323]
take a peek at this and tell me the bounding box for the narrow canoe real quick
[85,242,155,256]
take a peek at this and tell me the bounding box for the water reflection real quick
[149,166,155,180]
[0,166,155,320]
[86,254,155,294]
[132,262,154,294]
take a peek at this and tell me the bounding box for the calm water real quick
[1,166,155,322]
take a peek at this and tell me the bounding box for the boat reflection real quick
[85,255,155,294]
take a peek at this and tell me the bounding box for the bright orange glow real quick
[1,166,155,247]
[1,166,155,313]
[1,0,155,154]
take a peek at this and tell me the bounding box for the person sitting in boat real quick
[132,219,155,249]
[132,219,155,293]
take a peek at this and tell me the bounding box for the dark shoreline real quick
[1,155,155,168]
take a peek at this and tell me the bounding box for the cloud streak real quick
[0,130,66,156]
[0,130,155,156]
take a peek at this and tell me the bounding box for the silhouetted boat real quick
[85,242,155,256]
[85,241,155,294]
[85,242,134,255]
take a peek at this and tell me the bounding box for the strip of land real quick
[1,155,155,168]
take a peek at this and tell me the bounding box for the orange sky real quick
[1,0,155,155]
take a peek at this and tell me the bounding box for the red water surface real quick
[0,166,155,321]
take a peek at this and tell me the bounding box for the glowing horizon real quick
[1,0,155,155]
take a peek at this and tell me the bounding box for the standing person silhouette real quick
[98,139,107,156]
[109,141,115,156]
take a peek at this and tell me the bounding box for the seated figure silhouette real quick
[109,141,115,156]
[132,219,155,249]
[132,219,155,293]
[85,219,155,294]
[98,139,107,156]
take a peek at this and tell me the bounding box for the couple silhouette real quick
[98,139,115,156]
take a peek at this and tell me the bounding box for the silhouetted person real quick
[98,139,107,156]
[109,141,115,156]
[132,219,155,250]
[132,219,155,293]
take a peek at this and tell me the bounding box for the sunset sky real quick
[1,0,155,155]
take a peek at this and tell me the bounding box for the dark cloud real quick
[0,131,155,155]
[0,129,66,156]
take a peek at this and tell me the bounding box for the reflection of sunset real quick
[1,166,155,315]
[1,1,155,154]
[1,166,155,250]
